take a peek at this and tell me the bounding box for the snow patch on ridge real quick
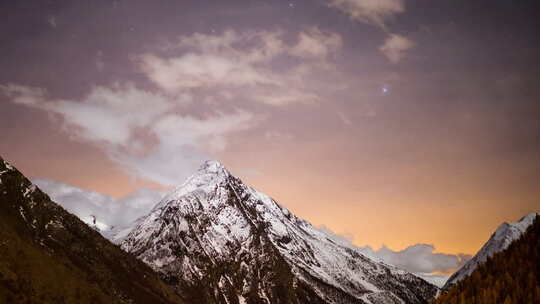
[121,160,438,303]
[443,212,539,289]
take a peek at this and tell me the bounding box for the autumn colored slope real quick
[434,215,540,304]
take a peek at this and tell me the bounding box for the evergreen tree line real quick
[433,215,540,304]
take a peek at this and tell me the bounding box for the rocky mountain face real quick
[0,156,183,304]
[121,161,438,304]
[435,214,540,304]
[443,212,539,290]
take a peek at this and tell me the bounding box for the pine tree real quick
[433,215,540,304]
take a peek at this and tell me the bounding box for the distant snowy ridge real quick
[443,212,539,290]
[413,273,449,289]
[121,160,437,304]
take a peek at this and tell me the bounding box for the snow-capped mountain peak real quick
[152,160,230,210]
[443,212,539,290]
[512,213,537,232]
[179,160,230,188]
[121,161,437,304]
[199,159,228,173]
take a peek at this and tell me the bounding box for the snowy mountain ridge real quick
[443,212,539,290]
[121,160,437,304]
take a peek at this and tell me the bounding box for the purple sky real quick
[1,0,539,278]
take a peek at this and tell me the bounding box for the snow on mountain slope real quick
[121,160,437,304]
[413,273,449,289]
[442,212,539,290]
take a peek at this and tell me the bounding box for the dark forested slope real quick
[0,156,183,304]
[434,214,540,304]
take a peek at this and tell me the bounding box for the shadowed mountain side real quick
[433,215,540,304]
[0,156,183,304]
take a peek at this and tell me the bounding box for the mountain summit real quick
[435,214,539,303]
[157,160,231,206]
[121,161,438,304]
[443,212,539,290]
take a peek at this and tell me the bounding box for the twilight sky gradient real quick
[1,0,539,277]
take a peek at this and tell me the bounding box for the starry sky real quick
[1,0,539,278]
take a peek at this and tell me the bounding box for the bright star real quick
[382,87,389,93]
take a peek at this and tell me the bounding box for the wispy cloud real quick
[138,27,342,106]
[337,111,353,125]
[1,27,348,186]
[326,0,415,64]
[289,27,343,58]
[379,34,415,63]
[33,178,166,231]
[317,224,470,284]
[47,16,57,28]
[0,83,254,186]
[327,0,405,28]
[360,244,471,274]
